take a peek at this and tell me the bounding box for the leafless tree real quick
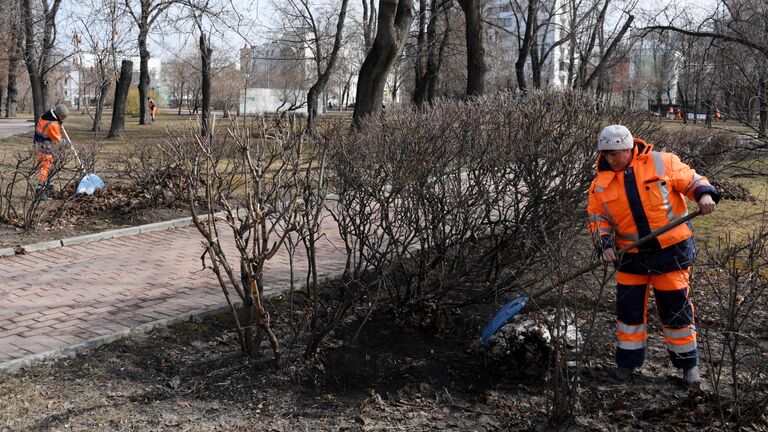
[0,2,8,115]
[75,0,134,131]
[21,0,64,121]
[164,54,198,114]
[643,1,768,135]
[409,0,451,106]
[108,59,134,138]
[569,0,634,91]
[353,0,414,126]
[361,0,377,51]
[3,0,25,117]
[273,0,350,133]
[124,0,179,125]
[456,0,486,95]
[483,0,632,93]
[211,63,243,118]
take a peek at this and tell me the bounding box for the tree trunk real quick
[693,86,699,125]
[413,0,445,107]
[138,26,150,125]
[108,60,133,138]
[514,0,537,92]
[412,0,428,106]
[353,0,414,127]
[200,32,212,138]
[760,75,767,137]
[92,79,110,132]
[530,33,542,89]
[342,78,351,109]
[457,0,486,96]
[22,0,42,121]
[21,0,60,121]
[6,38,21,118]
[362,0,377,52]
[178,82,184,115]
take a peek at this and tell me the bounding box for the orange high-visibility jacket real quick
[33,109,64,154]
[587,139,718,252]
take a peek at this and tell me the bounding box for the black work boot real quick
[614,366,635,381]
[36,183,52,201]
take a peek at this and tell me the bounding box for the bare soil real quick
[0,183,190,248]
[2,283,767,431]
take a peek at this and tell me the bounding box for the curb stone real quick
[23,239,63,253]
[3,215,204,258]
[3,198,338,258]
[0,301,243,374]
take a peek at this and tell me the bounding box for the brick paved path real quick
[0,211,347,371]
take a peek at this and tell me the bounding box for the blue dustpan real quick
[76,173,105,195]
[62,126,105,196]
[480,295,527,346]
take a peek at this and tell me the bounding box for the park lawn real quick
[655,117,760,135]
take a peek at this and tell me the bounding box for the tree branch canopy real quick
[641,25,768,59]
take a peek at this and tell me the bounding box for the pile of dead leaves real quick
[51,182,183,223]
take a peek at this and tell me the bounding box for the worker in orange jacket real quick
[33,104,71,200]
[148,97,157,122]
[587,125,719,389]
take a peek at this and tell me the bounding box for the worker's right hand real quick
[61,139,71,147]
[601,247,618,264]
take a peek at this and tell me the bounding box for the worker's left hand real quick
[698,194,716,215]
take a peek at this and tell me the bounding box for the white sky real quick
[58,0,720,66]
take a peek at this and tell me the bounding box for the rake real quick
[61,126,105,195]
[480,210,702,346]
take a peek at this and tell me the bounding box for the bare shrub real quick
[0,144,92,229]
[159,117,328,367]
[111,139,184,207]
[697,224,768,426]
[325,90,618,309]
[651,128,738,176]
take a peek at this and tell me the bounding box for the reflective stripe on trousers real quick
[615,268,698,369]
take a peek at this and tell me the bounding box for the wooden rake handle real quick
[526,209,702,300]
[60,125,86,174]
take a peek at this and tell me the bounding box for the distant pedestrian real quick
[148,97,157,123]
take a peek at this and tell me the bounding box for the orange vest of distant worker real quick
[33,110,64,154]
[587,139,714,252]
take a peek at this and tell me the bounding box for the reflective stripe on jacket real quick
[587,138,719,252]
[33,110,63,154]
